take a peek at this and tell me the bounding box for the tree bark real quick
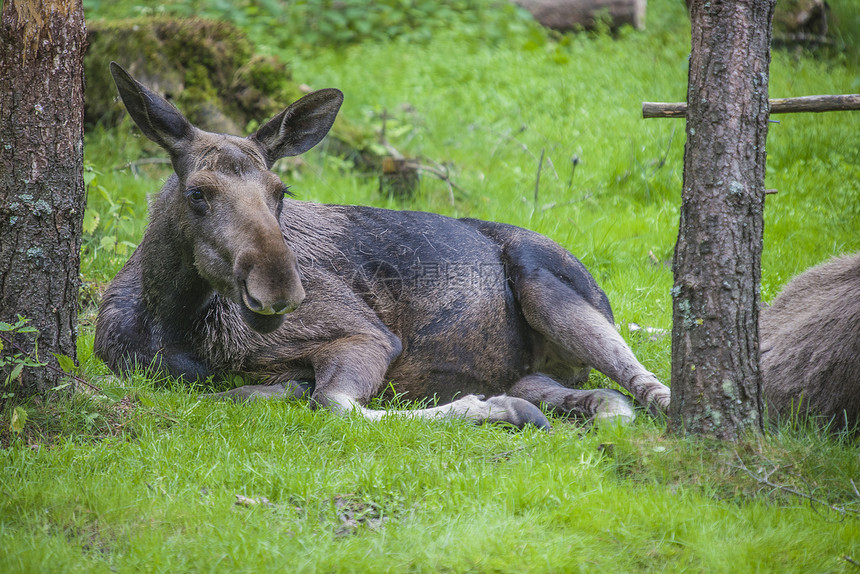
[0,0,87,395]
[668,0,775,439]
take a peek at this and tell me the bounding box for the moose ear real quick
[110,62,193,154]
[251,88,344,166]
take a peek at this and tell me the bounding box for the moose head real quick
[110,62,343,334]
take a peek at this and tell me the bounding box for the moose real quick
[761,252,860,431]
[94,63,671,429]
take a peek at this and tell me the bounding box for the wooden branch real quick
[733,451,860,517]
[643,94,860,119]
[514,0,646,32]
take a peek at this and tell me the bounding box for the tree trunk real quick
[514,0,646,31]
[0,0,87,396]
[668,0,775,439]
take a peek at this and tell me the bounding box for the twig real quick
[116,410,180,428]
[378,109,406,161]
[565,155,580,193]
[540,193,593,212]
[0,331,103,394]
[544,155,559,181]
[734,451,860,517]
[489,445,527,463]
[843,555,860,569]
[482,124,533,161]
[114,157,172,176]
[654,125,676,171]
[411,159,465,206]
[533,148,545,208]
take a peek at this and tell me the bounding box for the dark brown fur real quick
[761,252,860,430]
[94,63,670,429]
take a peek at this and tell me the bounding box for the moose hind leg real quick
[518,269,670,414]
[509,373,635,422]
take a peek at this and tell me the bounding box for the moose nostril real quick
[271,300,293,315]
[241,281,264,312]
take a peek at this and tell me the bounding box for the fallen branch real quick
[377,127,465,205]
[643,94,860,119]
[514,0,647,31]
[734,451,860,517]
[411,160,467,206]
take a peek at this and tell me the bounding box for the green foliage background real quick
[3,0,860,571]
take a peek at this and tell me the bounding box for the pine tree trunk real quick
[0,0,87,396]
[668,0,775,439]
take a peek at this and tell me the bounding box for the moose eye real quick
[185,188,208,213]
[274,185,291,217]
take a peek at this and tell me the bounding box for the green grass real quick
[3,386,860,572]
[4,0,860,571]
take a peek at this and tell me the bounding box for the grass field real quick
[3,0,860,571]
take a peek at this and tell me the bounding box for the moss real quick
[85,18,287,133]
[84,17,387,167]
[231,56,303,131]
[721,379,737,402]
[678,298,696,330]
[84,18,185,127]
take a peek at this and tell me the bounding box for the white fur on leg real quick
[324,393,550,429]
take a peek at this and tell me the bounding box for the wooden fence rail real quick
[642,94,860,119]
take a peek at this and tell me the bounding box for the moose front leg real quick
[323,392,550,430]
[311,335,550,430]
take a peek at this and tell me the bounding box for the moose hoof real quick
[485,396,551,430]
[645,388,671,420]
[590,390,636,425]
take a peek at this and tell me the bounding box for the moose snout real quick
[235,251,306,318]
[241,283,297,315]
